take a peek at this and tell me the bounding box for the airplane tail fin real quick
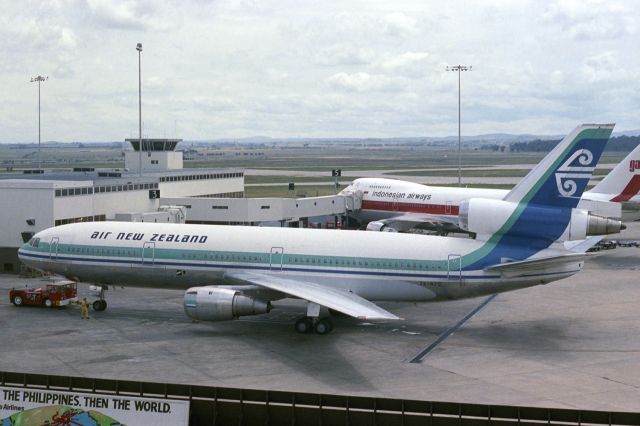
[465,125,613,270]
[503,124,615,208]
[588,142,640,202]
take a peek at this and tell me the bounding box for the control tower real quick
[124,138,183,173]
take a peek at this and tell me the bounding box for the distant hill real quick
[192,129,640,146]
[5,129,639,147]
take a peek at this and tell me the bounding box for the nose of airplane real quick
[17,243,29,262]
[338,185,352,195]
[18,231,43,261]
[338,181,359,195]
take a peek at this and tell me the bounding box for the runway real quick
[1,227,639,412]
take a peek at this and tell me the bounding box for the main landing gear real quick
[295,317,334,335]
[92,285,108,312]
[294,302,334,335]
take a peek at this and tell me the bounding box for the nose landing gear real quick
[92,285,108,311]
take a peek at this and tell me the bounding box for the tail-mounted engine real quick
[184,287,270,322]
[458,198,623,242]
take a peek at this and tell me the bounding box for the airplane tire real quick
[93,300,107,311]
[294,318,313,334]
[12,295,23,306]
[314,318,333,335]
[44,299,53,308]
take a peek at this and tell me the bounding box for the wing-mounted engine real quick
[183,287,270,322]
[365,221,398,232]
[458,198,623,242]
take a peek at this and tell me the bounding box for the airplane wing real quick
[367,212,460,232]
[224,271,401,320]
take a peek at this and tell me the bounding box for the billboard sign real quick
[1,386,189,425]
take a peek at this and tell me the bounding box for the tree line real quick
[508,135,640,152]
[480,136,640,152]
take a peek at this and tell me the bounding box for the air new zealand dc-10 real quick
[19,124,615,334]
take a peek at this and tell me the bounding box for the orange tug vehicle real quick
[10,281,78,308]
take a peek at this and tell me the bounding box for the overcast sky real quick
[1,0,638,142]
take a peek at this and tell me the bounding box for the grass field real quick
[244,175,359,184]
[389,169,529,178]
[0,143,624,184]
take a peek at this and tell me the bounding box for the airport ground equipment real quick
[9,280,77,308]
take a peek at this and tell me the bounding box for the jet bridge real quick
[160,193,360,226]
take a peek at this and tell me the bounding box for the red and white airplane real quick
[341,143,640,233]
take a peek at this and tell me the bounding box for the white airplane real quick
[584,143,640,220]
[18,124,613,335]
[342,137,640,233]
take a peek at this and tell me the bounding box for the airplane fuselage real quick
[348,178,504,224]
[345,177,628,224]
[18,222,582,303]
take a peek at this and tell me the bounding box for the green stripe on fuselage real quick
[24,242,456,275]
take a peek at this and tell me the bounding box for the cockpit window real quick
[30,238,40,248]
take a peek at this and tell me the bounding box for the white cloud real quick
[383,12,420,37]
[315,45,376,67]
[581,52,618,83]
[326,72,407,93]
[145,76,166,90]
[541,0,636,41]
[265,68,290,81]
[379,51,431,78]
[1,0,640,141]
[59,27,78,49]
[86,0,146,29]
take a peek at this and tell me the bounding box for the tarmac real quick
[1,224,639,412]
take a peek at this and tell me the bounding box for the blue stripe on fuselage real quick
[19,249,503,280]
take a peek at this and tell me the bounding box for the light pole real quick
[446,65,472,187]
[136,42,143,176]
[30,75,48,171]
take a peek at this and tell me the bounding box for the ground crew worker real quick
[78,298,90,319]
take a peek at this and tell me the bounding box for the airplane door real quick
[269,247,284,271]
[445,201,453,215]
[142,242,155,265]
[392,197,399,211]
[49,237,59,260]
[447,254,462,286]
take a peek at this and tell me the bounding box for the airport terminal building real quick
[0,139,350,273]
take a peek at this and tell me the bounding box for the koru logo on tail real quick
[630,160,640,173]
[555,149,595,197]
